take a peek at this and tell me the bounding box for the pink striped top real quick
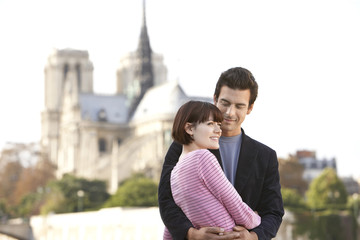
[163,149,260,240]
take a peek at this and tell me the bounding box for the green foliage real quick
[0,161,24,205]
[0,199,9,219]
[16,192,44,217]
[347,194,360,217]
[40,187,65,214]
[293,210,354,240]
[104,174,158,207]
[41,174,110,214]
[279,156,308,196]
[306,168,348,210]
[0,154,56,218]
[281,188,306,209]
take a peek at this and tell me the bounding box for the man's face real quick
[214,86,254,137]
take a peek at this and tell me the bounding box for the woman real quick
[163,101,260,239]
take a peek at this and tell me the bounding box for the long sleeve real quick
[158,142,192,240]
[198,150,261,230]
[251,149,284,239]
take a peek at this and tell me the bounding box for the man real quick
[158,67,284,240]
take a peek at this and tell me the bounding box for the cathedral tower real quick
[135,0,154,97]
[116,0,167,116]
[41,49,94,164]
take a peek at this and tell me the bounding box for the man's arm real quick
[251,150,284,239]
[158,141,193,240]
[198,151,260,230]
[158,142,247,240]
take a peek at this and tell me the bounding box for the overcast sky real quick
[0,0,359,178]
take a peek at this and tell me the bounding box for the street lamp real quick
[77,190,84,212]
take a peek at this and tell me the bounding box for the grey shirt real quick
[219,133,242,185]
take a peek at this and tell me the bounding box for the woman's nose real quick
[215,125,222,133]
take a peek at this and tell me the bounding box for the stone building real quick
[40,2,210,193]
[341,176,360,195]
[296,150,337,182]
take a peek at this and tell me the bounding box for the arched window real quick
[98,109,107,122]
[76,64,81,90]
[63,63,69,81]
[98,138,107,152]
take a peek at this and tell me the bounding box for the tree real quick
[17,192,45,218]
[0,161,23,207]
[14,159,56,206]
[40,186,65,215]
[292,211,354,240]
[281,188,306,209]
[41,174,110,214]
[0,199,9,221]
[347,193,360,218]
[104,174,158,207]
[0,144,55,218]
[279,155,308,196]
[306,168,348,210]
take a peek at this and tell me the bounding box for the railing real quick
[0,222,33,240]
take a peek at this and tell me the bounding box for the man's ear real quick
[184,122,193,135]
[213,95,217,105]
[247,104,254,115]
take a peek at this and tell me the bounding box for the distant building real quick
[0,142,41,169]
[40,2,211,193]
[296,150,337,182]
[341,177,360,195]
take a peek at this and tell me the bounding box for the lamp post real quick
[77,190,84,212]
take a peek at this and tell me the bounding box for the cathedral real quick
[40,2,210,193]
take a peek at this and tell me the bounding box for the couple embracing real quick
[158,67,284,240]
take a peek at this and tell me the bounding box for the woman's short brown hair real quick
[172,101,223,145]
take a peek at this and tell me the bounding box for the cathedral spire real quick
[137,0,153,91]
[129,0,154,117]
[142,0,147,31]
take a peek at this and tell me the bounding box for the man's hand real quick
[187,227,241,240]
[232,226,258,240]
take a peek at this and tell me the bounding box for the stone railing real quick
[30,207,164,240]
[1,208,358,240]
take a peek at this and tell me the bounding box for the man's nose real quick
[226,105,234,115]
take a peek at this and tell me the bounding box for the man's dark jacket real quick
[158,129,284,240]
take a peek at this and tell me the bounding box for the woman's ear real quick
[184,122,193,135]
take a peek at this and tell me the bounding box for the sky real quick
[0,0,359,178]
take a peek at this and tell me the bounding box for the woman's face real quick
[189,115,222,150]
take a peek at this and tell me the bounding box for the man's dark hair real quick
[214,67,258,106]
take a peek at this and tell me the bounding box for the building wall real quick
[296,150,337,182]
[30,207,164,240]
[41,47,171,190]
[28,208,327,240]
[109,118,173,193]
[76,121,129,182]
[41,49,94,166]
[116,52,167,100]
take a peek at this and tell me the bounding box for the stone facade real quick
[40,2,211,193]
[41,49,94,166]
[30,207,164,240]
[116,51,167,104]
[2,209,360,240]
[296,150,337,182]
